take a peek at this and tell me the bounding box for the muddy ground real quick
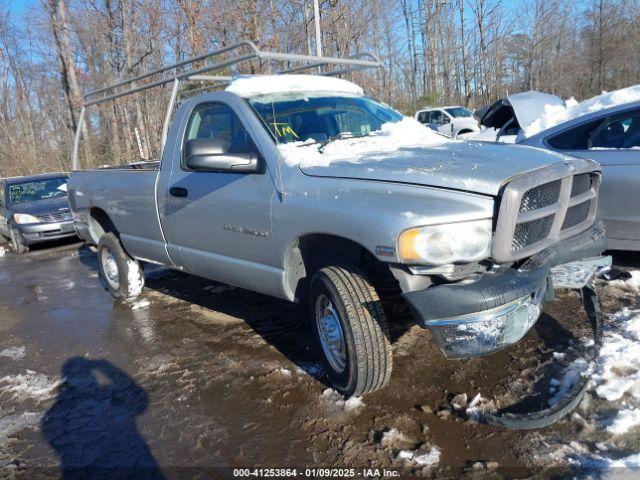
[1,239,639,479]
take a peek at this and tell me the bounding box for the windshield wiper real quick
[296,132,370,152]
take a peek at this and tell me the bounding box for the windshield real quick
[8,177,68,205]
[248,94,404,144]
[444,107,473,118]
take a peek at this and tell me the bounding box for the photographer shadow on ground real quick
[42,357,164,480]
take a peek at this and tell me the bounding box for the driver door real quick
[162,101,276,291]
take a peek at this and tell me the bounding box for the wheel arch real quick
[87,207,118,245]
[284,233,389,303]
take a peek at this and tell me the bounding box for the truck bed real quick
[68,168,170,265]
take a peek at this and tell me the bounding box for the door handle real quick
[169,187,189,198]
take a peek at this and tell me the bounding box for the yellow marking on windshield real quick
[271,122,299,139]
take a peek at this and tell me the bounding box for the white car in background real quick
[415,106,479,137]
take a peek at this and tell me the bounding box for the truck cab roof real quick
[225,74,365,99]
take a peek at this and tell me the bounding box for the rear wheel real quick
[309,265,393,397]
[97,233,144,301]
[10,228,28,254]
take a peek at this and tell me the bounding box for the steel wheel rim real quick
[101,249,120,290]
[315,294,347,374]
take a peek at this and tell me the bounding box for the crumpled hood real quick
[479,91,564,133]
[10,196,70,216]
[299,141,571,196]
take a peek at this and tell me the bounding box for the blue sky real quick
[2,0,35,14]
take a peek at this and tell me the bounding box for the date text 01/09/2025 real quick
[232,468,401,477]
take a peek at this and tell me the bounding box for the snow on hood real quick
[225,74,364,98]
[277,117,448,168]
[279,117,573,196]
[523,85,640,138]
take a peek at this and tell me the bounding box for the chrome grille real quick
[562,201,591,230]
[512,215,554,250]
[570,173,592,197]
[493,161,600,262]
[519,180,561,212]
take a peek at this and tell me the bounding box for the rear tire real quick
[10,228,28,254]
[309,265,393,397]
[97,233,144,301]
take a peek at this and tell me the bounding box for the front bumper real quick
[14,220,77,245]
[403,222,608,358]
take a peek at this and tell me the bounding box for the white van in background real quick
[414,106,480,137]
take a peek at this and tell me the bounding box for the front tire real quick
[310,265,392,397]
[10,228,28,254]
[97,233,144,301]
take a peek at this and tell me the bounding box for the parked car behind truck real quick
[415,105,479,137]
[0,173,76,254]
[68,44,607,400]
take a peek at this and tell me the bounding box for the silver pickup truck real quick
[68,49,607,399]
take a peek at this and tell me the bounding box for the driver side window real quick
[185,102,255,154]
[429,110,443,124]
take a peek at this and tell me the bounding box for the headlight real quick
[398,219,492,265]
[13,213,40,225]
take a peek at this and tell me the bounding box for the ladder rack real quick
[73,40,381,169]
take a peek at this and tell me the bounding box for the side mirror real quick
[184,138,261,173]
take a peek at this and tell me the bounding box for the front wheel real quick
[309,265,393,397]
[10,228,28,254]
[97,233,145,301]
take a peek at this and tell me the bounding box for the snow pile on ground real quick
[380,428,411,448]
[548,357,591,406]
[126,259,145,298]
[0,371,61,404]
[546,306,640,434]
[278,117,448,168]
[321,388,365,411]
[397,446,441,467]
[541,303,640,469]
[0,347,25,361]
[0,411,42,443]
[465,393,497,422]
[606,408,640,435]
[523,85,640,137]
[592,308,640,403]
[226,74,364,98]
[130,299,150,311]
[608,270,640,293]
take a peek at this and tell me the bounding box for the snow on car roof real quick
[225,74,364,98]
[523,85,640,138]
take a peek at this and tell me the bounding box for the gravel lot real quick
[1,240,640,479]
